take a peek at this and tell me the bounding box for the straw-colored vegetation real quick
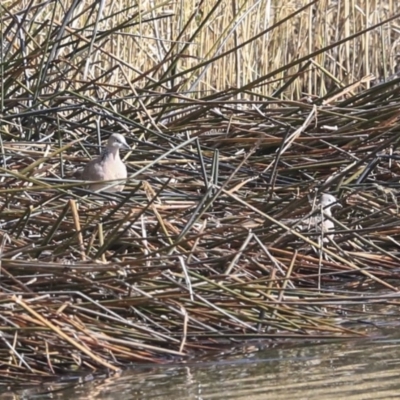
[2,0,400,385]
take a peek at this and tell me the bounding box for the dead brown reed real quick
[2,0,400,386]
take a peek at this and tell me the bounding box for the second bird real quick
[77,133,130,192]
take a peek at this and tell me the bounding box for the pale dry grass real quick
[3,0,400,101]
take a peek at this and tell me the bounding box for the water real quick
[4,334,400,399]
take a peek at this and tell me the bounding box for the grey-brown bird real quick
[76,133,130,192]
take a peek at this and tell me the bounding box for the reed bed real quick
[2,0,400,385]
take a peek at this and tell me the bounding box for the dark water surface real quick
[3,333,400,399]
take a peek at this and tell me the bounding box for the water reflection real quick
[3,336,400,399]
